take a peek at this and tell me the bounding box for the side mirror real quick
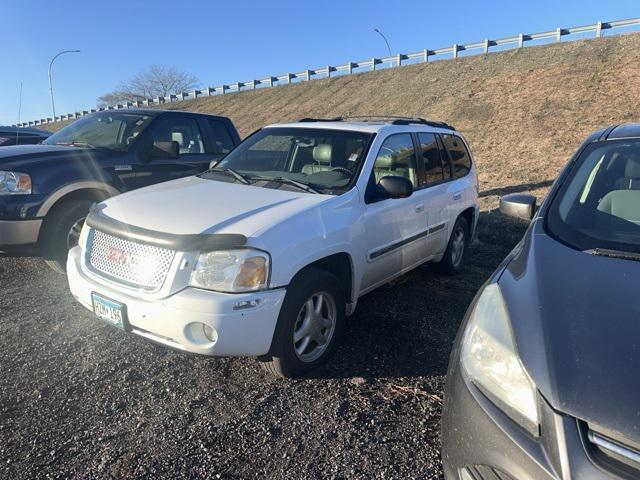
[151,140,179,160]
[378,176,413,199]
[500,193,536,221]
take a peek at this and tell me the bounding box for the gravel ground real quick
[0,212,525,479]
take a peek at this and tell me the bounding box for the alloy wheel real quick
[451,226,466,268]
[67,217,86,250]
[292,292,337,363]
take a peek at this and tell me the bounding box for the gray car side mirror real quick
[500,193,536,221]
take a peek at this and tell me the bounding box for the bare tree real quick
[98,65,199,107]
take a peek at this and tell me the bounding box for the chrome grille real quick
[87,229,175,290]
[588,429,640,471]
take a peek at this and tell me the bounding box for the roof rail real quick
[298,117,342,123]
[297,115,455,130]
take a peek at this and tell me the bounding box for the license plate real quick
[91,292,127,330]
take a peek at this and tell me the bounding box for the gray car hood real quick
[499,220,640,444]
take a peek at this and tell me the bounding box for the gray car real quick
[442,124,640,479]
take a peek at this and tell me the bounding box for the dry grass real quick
[41,33,640,210]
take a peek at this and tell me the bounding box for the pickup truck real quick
[0,109,240,272]
[67,117,479,377]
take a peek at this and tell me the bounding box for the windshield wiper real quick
[207,167,251,185]
[584,248,640,262]
[54,141,98,148]
[252,176,321,194]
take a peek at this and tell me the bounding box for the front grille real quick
[583,423,640,479]
[87,229,175,290]
[460,465,515,480]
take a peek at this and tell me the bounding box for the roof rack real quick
[297,115,455,130]
[298,117,342,123]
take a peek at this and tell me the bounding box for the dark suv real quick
[0,126,51,146]
[0,109,240,272]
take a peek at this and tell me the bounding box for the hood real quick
[0,144,107,169]
[499,220,640,444]
[100,176,332,238]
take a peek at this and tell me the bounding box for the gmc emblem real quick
[106,246,140,267]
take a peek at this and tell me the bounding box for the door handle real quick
[414,204,424,213]
[453,192,462,201]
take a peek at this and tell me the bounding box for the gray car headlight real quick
[461,283,539,436]
[190,249,270,293]
[0,171,32,195]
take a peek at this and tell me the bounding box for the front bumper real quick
[0,218,42,247]
[441,362,624,480]
[67,246,286,356]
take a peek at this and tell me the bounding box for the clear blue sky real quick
[2,0,638,125]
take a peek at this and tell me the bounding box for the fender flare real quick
[37,181,121,217]
[284,249,358,304]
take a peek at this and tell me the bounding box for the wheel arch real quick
[458,206,477,241]
[288,252,355,307]
[37,182,120,217]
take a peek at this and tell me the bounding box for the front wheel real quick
[260,268,345,378]
[436,216,470,275]
[41,199,94,274]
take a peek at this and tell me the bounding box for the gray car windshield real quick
[44,113,153,151]
[547,140,640,254]
[204,127,373,194]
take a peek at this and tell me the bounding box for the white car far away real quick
[67,117,479,378]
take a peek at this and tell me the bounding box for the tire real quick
[436,216,470,275]
[41,199,94,274]
[260,268,345,378]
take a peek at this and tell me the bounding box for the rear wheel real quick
[436,216,470,275]
[260,268,345,378]
[41,199,94,274]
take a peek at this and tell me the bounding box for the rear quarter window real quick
[442,134,472,178]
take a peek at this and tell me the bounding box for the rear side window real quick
[418,133,448,186]
[151,117,204,154]
[207,120,234,154]
[442,134,472,178]
[0,136,15,146]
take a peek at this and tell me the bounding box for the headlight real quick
[461,283,539,436]
[0,171,32,195]
[190,249,270,293]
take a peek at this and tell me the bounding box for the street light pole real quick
[374,28,392,57]
[48,49,80,119]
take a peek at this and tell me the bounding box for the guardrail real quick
[15,17,640,128]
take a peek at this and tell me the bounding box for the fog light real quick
[203,324,218,343]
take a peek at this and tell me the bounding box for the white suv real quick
[67,117,479,377]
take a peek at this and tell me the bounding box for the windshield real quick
[204,127,373,194]
[44,113,153,151]
[547,140,640,253]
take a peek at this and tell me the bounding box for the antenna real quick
[16,82,23,144]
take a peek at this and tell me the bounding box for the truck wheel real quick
[260,268,345,378]
[436,216,470,275]
[41,199,94,274]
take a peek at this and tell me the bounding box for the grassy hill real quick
[41,33,640,211]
